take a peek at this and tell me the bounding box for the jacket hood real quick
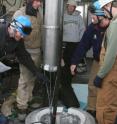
[26,2,38,16]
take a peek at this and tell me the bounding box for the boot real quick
[17,108,27,122]
[87,110,96,118]
[28,96,42,111]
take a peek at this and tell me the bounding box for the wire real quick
[44,71,58,107]
[5,0,16,7]
[43,70,58,122]
[50,73,58,107]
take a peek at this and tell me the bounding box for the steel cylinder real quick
[43,0,63,72]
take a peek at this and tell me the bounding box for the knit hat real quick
[66,0,77,6]
[27,0,42,3]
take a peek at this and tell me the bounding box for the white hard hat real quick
[98,0,114,8]
[67,0,77,6]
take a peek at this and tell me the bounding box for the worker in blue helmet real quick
[0,15,48,102]
[88,3,107,25]
[70,3,110,118]
[0,15,48,80]
[10,0,43,122]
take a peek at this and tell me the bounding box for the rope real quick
[44,70,58,114]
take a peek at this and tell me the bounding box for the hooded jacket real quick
[71,23,106,65]
[63,10,85,42]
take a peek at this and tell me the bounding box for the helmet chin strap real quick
[103,2,113,20]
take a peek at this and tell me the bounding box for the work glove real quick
[93,76,102,88]
[35,71,49,84]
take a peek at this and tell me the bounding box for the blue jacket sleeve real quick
[71,24,94,65]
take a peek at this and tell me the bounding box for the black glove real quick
[93,76,102,88]
[114,116,117,124]
[35,71,49,84]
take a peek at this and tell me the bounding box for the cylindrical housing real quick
[43,0,63,72]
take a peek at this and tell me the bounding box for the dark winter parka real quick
[71,23,106,65]
[0,22,38,75]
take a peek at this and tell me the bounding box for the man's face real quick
[98,16,110,28]
[14,30,24,41]
[67,4,76,14]
[32,0,42,9]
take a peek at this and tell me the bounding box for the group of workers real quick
[0,0,48,122]
[70,0,117,124]
[0,0,117,124]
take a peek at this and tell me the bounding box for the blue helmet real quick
[11,15,32,36]
[94,0,113,20]
[93,1,102,10]
[93,9,105,16]
[88,3,105,16]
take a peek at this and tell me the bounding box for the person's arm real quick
[97,23,117,78]
[71,24,94,65]
[70,24,94,75]
[15,41,48,83]
[16,41,38,73]
[94,22,117,88]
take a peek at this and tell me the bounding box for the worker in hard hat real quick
[11,0,43,121]
[93,0,117,124]
[70,2,110,118]
[60,0,85,108]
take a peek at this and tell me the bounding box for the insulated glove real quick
[93,76,102,88]
[35,72,49,84]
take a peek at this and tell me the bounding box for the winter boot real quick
[17,108,27,122]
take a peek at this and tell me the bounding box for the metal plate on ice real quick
[25,107,96,124]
